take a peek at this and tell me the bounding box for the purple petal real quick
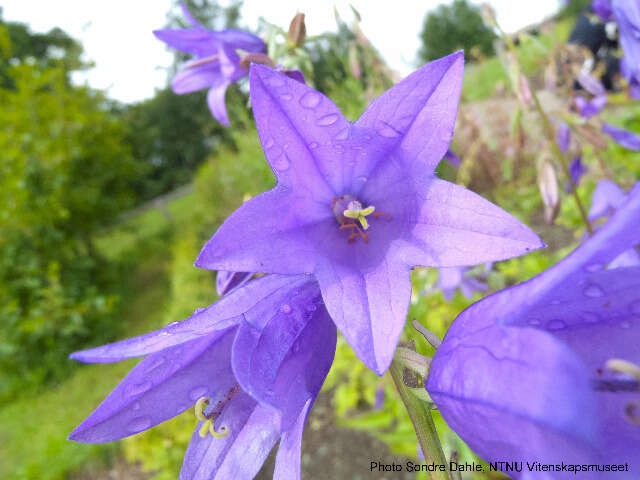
[566,156,587,193]
[592,0,613,21]
[69,331,236,443]
[556,121,570,153]
[249,64,349,196]
[575,95,607,118]
[180,394,280,480]
[437,267,464,301]
[613,1,640,91]
[153,29,218,57]
[356,51,464,173]
[602,123,640,151]
[577,73,606,96]
[273,398,313,480]
[212,29,266,53]
[428,324,599,464]
[403,179,545,267]
[443,149,461,167]
[315,256,412,375]
[281,69,306,84]
[216,271,253,297]
[232,279,336,427]
[173,62,224,95]
[179,1,205,29]
[609,248,640,268]
[588,180,626,221]
[70,275,300,362]
[459,277,488,300]
[207,83,231,126]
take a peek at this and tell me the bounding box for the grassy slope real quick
[0,192,192,480]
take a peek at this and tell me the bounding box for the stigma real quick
[331,195,390,243]
[193,384,240,438]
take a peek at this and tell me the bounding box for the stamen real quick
[625,402,640,425]
[193,385,240,439]
[344,203,375,230]
[606,359,640,381]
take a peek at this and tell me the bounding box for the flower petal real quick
[273,398,313,480]
[427,324,599,464]
[173,62,224,95]
[232,280,336,427]
[70,275,299,362]
[356,51,464,172]
[180,394,280,480]
[315,256,412,375]
[207,82,231,126]
[402,179,545,267]
[69,331,236,443]
[153,29,218,57]
[603,123,640,151]
[216,270,253,296]
[249,64,349,197]
[213,29,266,53]
[588,180,626,221]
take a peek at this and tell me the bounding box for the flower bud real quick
[538,155,560,224]
[287,12,306,47]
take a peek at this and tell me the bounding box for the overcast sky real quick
[1,0,562,103]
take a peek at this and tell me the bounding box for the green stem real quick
[530,90,593,235]
[389,359,449,480]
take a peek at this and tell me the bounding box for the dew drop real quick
[266,75,285,87]
[629,300,640,315]
[620,321,632,329]
[316,114,339,126]
[274,155,291,171]
[166,321,180,328]
[147,356,166,373]
[308,142,319,149]
[133,402,141,411]
[583,284,604,298]
[280,93,293,101]
[127,381,152,397]
[127,416,152,433]
[193,307,206,315]
[527,318,541,326]
[335,127,349,140]
[189,386,208,401]
[299,91,322,108]
[263,137,274,148]
[281,304,292,314]
[546,319,567,331]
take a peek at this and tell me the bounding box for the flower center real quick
[194,383,240,438]
[594,359,640,426]
[330,195,390,243]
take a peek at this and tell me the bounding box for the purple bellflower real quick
[195,53,544,374]
[592,0,614,22]
[436,266,489,301]
[443,148,461,168]
[557,121,571,153]
[589,180,640,268]
[153,2,266,126]
[566,156,587,193]
[613,0,640,99]
[69,274,336,479]
[575,95,607,118]
[602,123,640,151]
[427,182,640,474]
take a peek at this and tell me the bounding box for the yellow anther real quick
[195,397,210,421]
[199,419,212,438]
[343,205,375,230]
[606,359,640,381]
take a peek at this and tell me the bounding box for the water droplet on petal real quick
[127,416,152,433]
[281,304,292,313]
[546,319,567,331]
[280,93,293,101]
[527,318,541,326]
[316,114,339,126]
[263,137,274,148]
[299,91,322,108]
[147,356,166,373]
[335,127,349,140]
[308,142,319,149]
[189,386,208,401]
[274,155,290,171]
[166,321,180,328]
[193,307,206,315]
[583,284,604,298]
[133,402,141,411]
[127,381,152,397]
[620,321,632,329]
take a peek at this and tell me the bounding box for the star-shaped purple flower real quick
[153,2,266,125]
[195,52,544,374]
[69,274,335,479]
[427,182,640,471]
[602,123,640,151]
[436,265,489,301]
[613,0,640,99]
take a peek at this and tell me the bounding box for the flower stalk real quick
[389,358,448,480]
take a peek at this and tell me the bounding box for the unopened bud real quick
[287,12,306,47]
[538,155,560,224]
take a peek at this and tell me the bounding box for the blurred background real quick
[0,0,638,478]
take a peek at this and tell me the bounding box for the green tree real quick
[418,0,496,63]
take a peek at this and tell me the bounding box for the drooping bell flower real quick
[436,266,489,301]
[69,274,336,480]
[566,156,587,193]
[153,1,266,125]
[575,95,607,118]
[612,0,640,99]
[602,123,640,151]
[427,183,640,473]
[195,53,544,374]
